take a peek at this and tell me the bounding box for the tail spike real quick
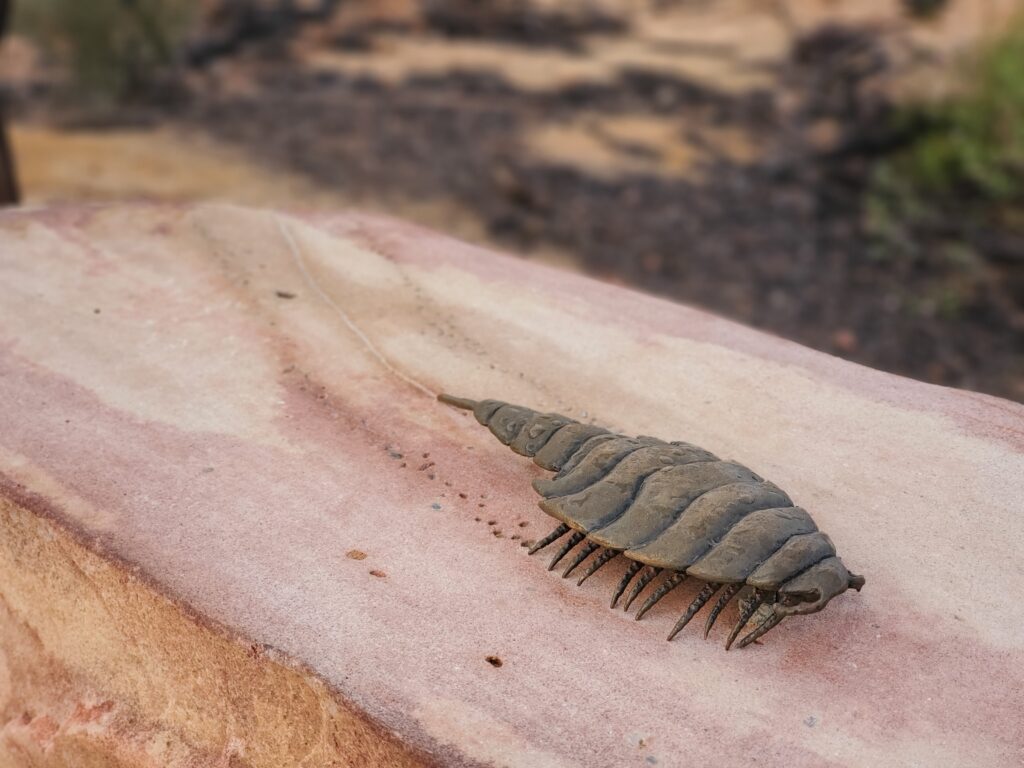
[437,393,478,411]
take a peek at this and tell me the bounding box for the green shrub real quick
[864,15,1024,319]
[15,0,198,101]
[878,16,1024,204]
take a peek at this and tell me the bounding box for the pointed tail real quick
[437,393,478,412]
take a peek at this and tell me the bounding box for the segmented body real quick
[440,394,864,649]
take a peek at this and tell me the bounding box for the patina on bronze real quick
[439,394,865,649]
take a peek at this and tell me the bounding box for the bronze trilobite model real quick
[440,394,865,649]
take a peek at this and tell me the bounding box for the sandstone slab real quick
[0,204,1021,767]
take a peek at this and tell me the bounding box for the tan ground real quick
[10,124,352,209]
[524,113,758,180]
[9,123,544,264]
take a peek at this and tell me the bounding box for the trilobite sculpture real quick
[439,394,865,649]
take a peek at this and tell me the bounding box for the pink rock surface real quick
[0,203,1022,767]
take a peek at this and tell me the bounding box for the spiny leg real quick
[562,541,599,578]
[578,548,619,586]
[635,571,687,621]
[725,591,765,650]
[736,612,784,649]
[528,523,570,555]
[548,531,585,571]
[667,582,720,641]
[622,566,662,612]
[703,583,742,639]
[609,560,643,608]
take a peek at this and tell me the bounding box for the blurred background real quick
[1,0,1021,401]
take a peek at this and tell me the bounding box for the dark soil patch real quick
[421,0,626,50]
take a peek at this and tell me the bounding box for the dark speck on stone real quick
[431,503,441,510]
[804,716,817,728]
[275,290,297,299]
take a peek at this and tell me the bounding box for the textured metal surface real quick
[438,394,865,648]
